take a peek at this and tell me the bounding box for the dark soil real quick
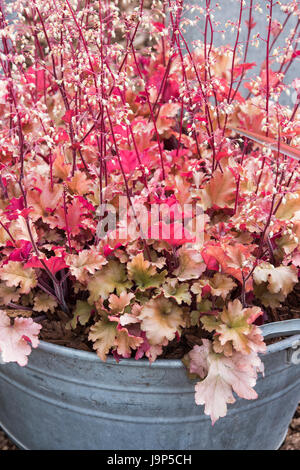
[37,282,300,360]
[280,405,300,450]
[268,283,300,323]
[0,430,17,451]
[39,309,93,352]
[1,404,299,450]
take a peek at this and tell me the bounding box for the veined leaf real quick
[189,340,264,424]
[0,310,41,366]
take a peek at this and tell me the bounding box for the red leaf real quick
[245,18,256,30]
[54,128,70,143]
[25,256,68,275]
[23,67,50,93]
[5,197,24,212]
[103,243,123,257]
[8,241,32,262]
[202,249,219,271]
[62,110,75,124]
[216,151,228,162]
[234,62,256,77]
[152,22,165,32]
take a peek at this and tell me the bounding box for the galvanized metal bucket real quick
[0,319,299,450]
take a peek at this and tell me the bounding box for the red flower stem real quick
[231,0,253,101]
[106,106,152,261]
[130,46,166,180]
[106,107,134,204]
[228,0,243,103]
[173,33,202,159]
[0,22,28,185]
[234,138,248,214]
[79,1,145,146]
[276,20,299,75]
[204,0,210,85]
[258,193,276,257]
[24,217,57,284]
[37,281,60,303]
[7,303,33,312]
[205,11,221,129]
[265,0,273,138]
[269,12,292,51]
[95,135,104,207]
[152,1,183,116]
[246,19,299,101]
[34,4,78,175]
[25,212,69,315]
[274,116,281,189]
[110,0,145,91]
[289,98,299,124]
[14,169,61,293]
[220,0,244,145]
[241,272,246,307]
[278,34,300,81]
[128,125,149,189]
[176,29,216,167]
[162,0,167,66]
[63,188,72,254]
[272,170,297,216]
[0,220,16,245]
[176,96,184,158]
[107,68,148,188]
[255,0,273,195]
[266,235,276,265]
[152,55,173,117]
[78,149,89,173]
[65,0,99,94]
[258,116,282,255]
[98,0,105,198]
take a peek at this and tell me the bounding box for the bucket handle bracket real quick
[287,339,300,365]
[261,319,300,364]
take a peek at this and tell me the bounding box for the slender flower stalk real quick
[265,0,273,138]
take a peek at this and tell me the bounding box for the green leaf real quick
[127,253,166,291]
[88,260,132,302]
[67,300,93,330]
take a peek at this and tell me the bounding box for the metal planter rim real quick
[36,318,300,368]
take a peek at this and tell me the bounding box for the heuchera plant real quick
[0,0,299,423]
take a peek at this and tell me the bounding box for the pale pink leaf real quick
[0,310,41,366]
[189,339,263,424]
